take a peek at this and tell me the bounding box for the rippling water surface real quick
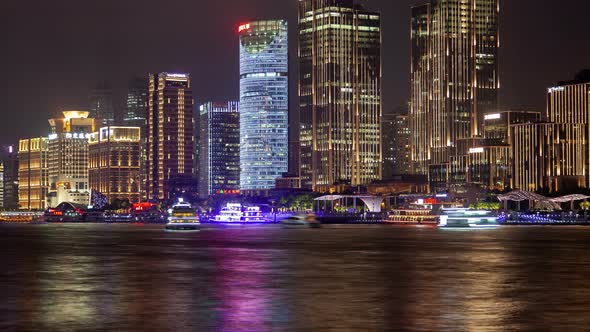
[1,224,590,331]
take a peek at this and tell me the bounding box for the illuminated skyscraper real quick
[1,145,19,209]
[89,82,116,126]
[147,73,195,201]
[89,126,142,204]
[198,102,240,197]
[239,20,289,192]
[392,115,412,175]
[410,0,500,189]
[47,111,95,207]
[511,72,590,192]
[18,138,49,210]
[124,76,149,200]
[124,77,149,126]
[299,0,382,192]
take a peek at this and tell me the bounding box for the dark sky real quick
[0,0,588,144]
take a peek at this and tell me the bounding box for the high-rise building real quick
[47,111,95,207]
[89,82,116,126]
[198,102,240,197]
[123,77,149,125]
[124,76,149,200]
[239,20,289,192]
[510,72,590,193]
[18,138,49,210]
[392,115,412,176]
[382,112,395,179]
[547,71,590,124]
[299,0,382,192]
[483,110,542,145]
[1,145,19,209]
[451,110,541,191]
[89,126,142,204]
[511,123,587,192]
[0,163,4,208]
[147,73,195,201]
[410,0,500,190]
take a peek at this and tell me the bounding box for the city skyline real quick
[0,0,588,144]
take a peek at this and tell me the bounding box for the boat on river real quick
[439,208,500,228]
[165,201,200,231]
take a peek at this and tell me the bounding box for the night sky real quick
[0,0,588,144]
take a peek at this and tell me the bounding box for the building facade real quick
[147,73,195,201]
[239,20,289,192]
[299,0,382,192]
[89,126,142,204]
[511,72,590,193]
[89,82,116,126]
[392,115,412,176]
[410,0,500,190]
[1,145,19,209]
[18,138,49,210]
[198,102,240,197]
[47,111,95,207]
[123,77,149,125]
[483,110,542,145]
[124,76,149,200]
[511,123,588,192]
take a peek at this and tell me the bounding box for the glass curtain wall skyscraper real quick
[198,102,240,197]
[89,82,116,126]
[299,0,382,192]
[410,0,499,189]
[239,20,289,192]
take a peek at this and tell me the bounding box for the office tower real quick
[299,0,382,192]
[18,138,49,210]
[198,102,240,197]
[239,20,289,192]
[483,111,541,145]
[147,73,195,201]
[510,71,590,192]
[511,123,587,192]
[0,163,4,208]
[392,115,412,175]
[124,76,149,200]
[124,77,149,125]
[289,140,301,176]
[1,145,19,209]
[547,70,590,124]
[410,0,500,189]
[47,111,95,207]
[453,110,540,190]
[89,82,116,126]
[88,126,142,204]
[382,112,395,179]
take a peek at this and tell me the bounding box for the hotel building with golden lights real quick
[299,0,382,192]
[89,126,142,204]
[146,73,195,201]
[47,111,95,207]
[18,137,49,210]
[511,72,590,192]
[410,0,500,191]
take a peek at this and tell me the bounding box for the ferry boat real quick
[212,203,266,223]
[165,200,200,231]
[281,214,321,228]
[387,209,439,226]
[439,208,500,228]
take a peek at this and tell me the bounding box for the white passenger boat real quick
[439,208,500,228]
[165,201,200,231]
[213,203,266,223]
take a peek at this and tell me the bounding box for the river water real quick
[1,223,590,331]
